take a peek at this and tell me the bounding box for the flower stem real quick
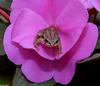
[0,8,10,23]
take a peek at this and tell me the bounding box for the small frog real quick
[34,26,61,54]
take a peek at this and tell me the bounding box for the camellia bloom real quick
[80,0,100,11]
[4,0,98,85]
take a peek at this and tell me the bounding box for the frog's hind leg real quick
[34,31,43,49]
[55,42,62,58]
[58,42,62,54]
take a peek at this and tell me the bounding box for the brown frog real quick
[34,26,61,54]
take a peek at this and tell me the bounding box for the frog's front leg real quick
[34,38,40,49]
[34,31,43,49]
[34,37,44,50]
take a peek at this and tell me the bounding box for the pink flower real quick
[80,0,100,11]
[4,0,98,85]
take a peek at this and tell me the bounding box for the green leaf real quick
[0,0,12,11]
[0,73,13,86]
[96,40,100,49]
[13,67,56,86]
[0,21,7,55]
[0,55,16,86]
[96,12,100,25]
[96,26,100,49]
[32,80,55,86]
[78,53,100,64]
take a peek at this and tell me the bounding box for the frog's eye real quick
[44,39,48,42]
[44,39,51,44]
[54,40,59,44]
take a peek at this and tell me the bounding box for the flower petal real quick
[11,8,59,60]
[4,25,54,82]
[48,0,74,23]
[21,53,54,82]
[70,23,98,61]
[12,8,48,49]
[53,23,98,84]
[80,0,93,9]
[54,56,76,85]
[11,0,81,24]
[92,0,100,11]
[11,0,51,23]
[55,0,88,59]
[3,25,32,65]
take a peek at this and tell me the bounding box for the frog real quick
[34,26,61,55]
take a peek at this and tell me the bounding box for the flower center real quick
[34,26,61,55]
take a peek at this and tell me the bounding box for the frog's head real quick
[43,26,60,47]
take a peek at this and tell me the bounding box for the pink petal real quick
[11,8,59,60]
[36,45,57,60]
[80,0,93,9]
[54,56,76,85]
[21,53,54,82]
[12,8,48,49]
[4,25,54,82]
[51,0,72,17]
[10,0,50,23]
[70,23,98,61]
[11,0,80,24]
[3,25,32,65]
[53,23,98,84]
[48,0,74,23]
[92,0,100,11]
[55,0,88,59]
